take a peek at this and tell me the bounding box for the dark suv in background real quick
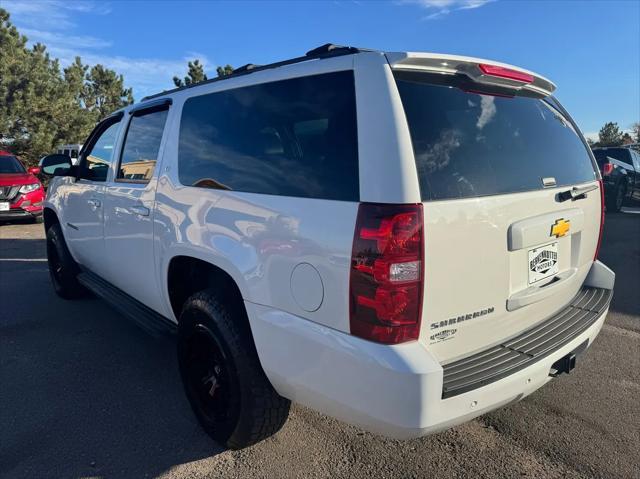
[592,147,640,212]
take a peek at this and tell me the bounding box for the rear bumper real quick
[442,286,612,398]
[246,261,614,439]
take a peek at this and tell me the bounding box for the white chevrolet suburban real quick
[40,44,615,450]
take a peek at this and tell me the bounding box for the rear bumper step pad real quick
[442,286,612,399]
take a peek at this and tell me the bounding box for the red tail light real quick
[602,163,614,176]
[478,63,534,83]
[594,179,605,260]
[349,203,424,344]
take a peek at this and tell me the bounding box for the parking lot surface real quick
[1,210,638,479]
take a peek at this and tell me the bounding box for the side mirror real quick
[28,166,41,175]
[40,154,73,177]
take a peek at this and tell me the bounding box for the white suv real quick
[40,44,615,449]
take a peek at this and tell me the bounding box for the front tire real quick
[46,223,85,299]
[177,290,290,449]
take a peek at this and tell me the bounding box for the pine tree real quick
[598,122,624,147]
[0,8,134,165]
[85,64,134,118]
[632,122,640,143]
[173,59,208,87]
[216,64,234,77]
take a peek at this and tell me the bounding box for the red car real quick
[0,150,45,223]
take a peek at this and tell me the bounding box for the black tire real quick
[46,223,86,299]
[177,290,290,449]
[606,183,625,213]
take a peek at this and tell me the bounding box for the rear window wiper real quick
[558,184,599,202]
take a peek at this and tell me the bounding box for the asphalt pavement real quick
[0,209,638,479]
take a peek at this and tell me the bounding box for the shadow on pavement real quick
[0,238,223,478]
[0,207,638,478]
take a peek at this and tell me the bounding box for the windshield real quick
[394,71,597,201]
[0,155,26,174]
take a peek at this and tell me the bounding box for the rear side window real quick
[394,71,597,201]
[178,71,359,201]
[118,108,169,182]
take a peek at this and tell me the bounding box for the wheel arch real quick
[166,255,248,325]
[43,207,60,232]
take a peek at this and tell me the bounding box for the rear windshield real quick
[592,148,632,166]
[394,71,597,201]
[0,155,26,174]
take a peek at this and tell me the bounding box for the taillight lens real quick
[602,163,614,176]
[349,203,424,344]
[594,179,605,260]
[478,63,534,83]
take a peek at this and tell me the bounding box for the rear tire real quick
[46,223,86,299]
[177,290,290,449]
[605,183,625,213]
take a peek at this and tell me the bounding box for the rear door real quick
[103,100,170,312]
[392,70,601,363]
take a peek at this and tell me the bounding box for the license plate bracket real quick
[528,241,559,284]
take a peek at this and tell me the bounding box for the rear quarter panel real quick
[153,55,370,332]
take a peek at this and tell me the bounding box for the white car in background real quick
[56,144,83,165]
[39,44,614,449]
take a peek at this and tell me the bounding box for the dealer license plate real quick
[0,202,9,211]
[528,242,559,284]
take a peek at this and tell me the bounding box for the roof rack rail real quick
[140,43,368,102]
[233,63,262,74]
[305,43,361,57]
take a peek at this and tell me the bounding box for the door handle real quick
[129,205,150,217]
[87,198,101,210]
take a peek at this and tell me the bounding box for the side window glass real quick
[84,121,121,181]
[118,108,169,182]
[177,71,359,201]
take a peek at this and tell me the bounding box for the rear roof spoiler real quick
[385,52,556,97]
